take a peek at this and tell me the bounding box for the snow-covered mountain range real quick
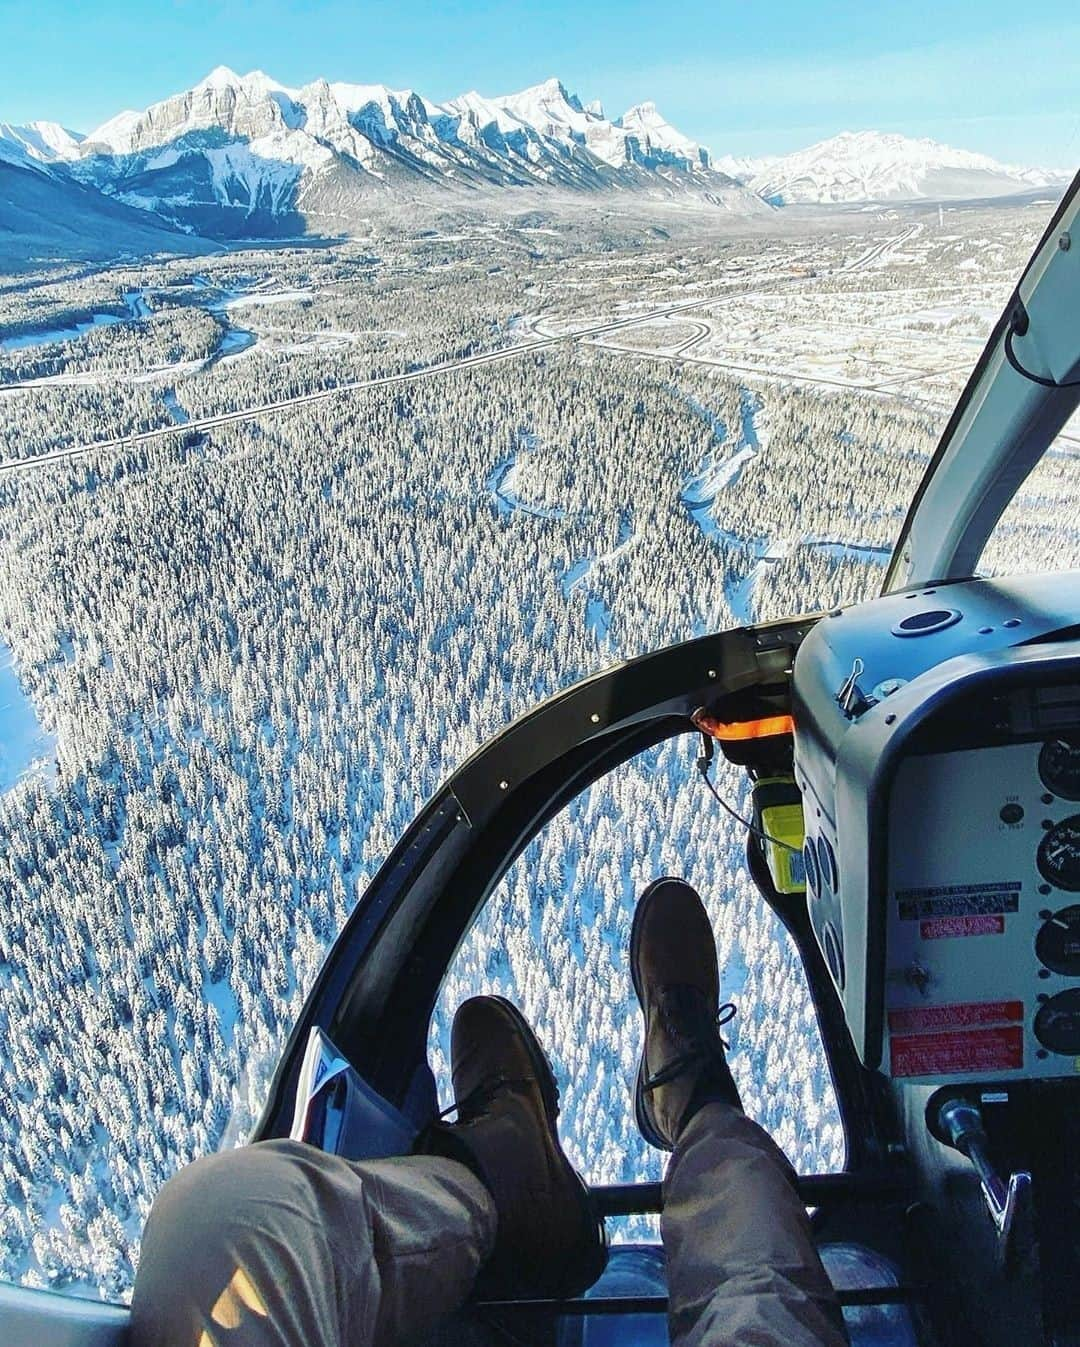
[726,131,1068,205]
[0,68,764,239]
[0,121,206,265]
[1,71,1072,249]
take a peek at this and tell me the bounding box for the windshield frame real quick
[884,172,1080,592]
[253,615,897,1176]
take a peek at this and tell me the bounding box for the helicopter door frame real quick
[885,171,1080,592]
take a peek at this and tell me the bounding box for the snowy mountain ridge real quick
[736,130,1069,204]
[28,66,765,238]
[0,120,85,166]
[3,73,1071,249]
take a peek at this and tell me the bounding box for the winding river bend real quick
[680,388,890,625]
[0,277,313,389]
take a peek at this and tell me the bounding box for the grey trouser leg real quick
[662,1102,849,1347]
[130,1138,497,1347]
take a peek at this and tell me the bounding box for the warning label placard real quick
[896,881,1021,921]
[920,915,1005,940]
[890,1026,1023,1077]
[888,1000,1023,1033]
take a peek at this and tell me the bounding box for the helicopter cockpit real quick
[253,174,1079,1347]
[2,171,1078,1347]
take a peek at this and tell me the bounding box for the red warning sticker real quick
[920,915,1005,940]
[890,1027,1023,1078]
[888,1001,1023,1033]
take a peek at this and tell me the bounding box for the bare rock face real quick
[86,72,289,156]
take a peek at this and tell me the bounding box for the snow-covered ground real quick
[215,287,315,311]
[0,645,54,792]
[527,215,1038,417]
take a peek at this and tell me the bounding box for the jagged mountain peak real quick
[446,89,524,133]
[496,77,588,123]
[489,79,639,169]
[618,102,708,170]
[192,66,295,98]
[195,64,245,89]
[520,76,581,106]
[85,109,143,152]
[326,81,417,114]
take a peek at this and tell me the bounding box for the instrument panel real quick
[885,738,1080,1082]
[791,570,1080,1081]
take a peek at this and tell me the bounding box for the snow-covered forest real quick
[0,199,1077,1299]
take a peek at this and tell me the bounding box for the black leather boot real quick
[417,995,607,1299]
[630,877,743,1151]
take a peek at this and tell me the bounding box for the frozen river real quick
[0,312,125,353]
[0,278,297,387]
[0,289,154,353]
[678,387,892,624]
[0,646,54,792]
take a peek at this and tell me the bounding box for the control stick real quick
[933,1095,1032,1257]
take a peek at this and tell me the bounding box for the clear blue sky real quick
[1,0,1077,165]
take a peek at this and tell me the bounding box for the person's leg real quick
[130,1138,496,1347]
[629,877,848,1347]
[131,995,605,1347]
[662,1102,847,1347]
[418,994,607,1299]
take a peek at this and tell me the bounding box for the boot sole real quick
[485,996,608,1295]
[629,879,687,1152]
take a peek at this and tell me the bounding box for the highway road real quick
[3,225,1030,475]
[0,293,728,475]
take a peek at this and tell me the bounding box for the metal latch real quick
[836,657,875,718]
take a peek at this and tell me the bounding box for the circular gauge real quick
[803,839,819,896]
[817,836,838,892]
[1035,905,1080,975]
[1039,738,1080,801]
[1037,815,1080,892]
[1034,989,1080,1055]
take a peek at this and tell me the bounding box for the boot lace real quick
[642,989,737,1094]
[436,1073,556,1124]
